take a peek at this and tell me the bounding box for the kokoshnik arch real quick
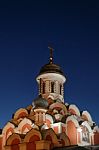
[0,48,99,150]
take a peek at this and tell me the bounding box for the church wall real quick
[11,138,20,150]
[94,132,99,145]
[26,135,40,150]
[0,136,2,150]
[67,120,77,145]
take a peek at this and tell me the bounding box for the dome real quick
[33,95,48,109]
[38,63,64,76]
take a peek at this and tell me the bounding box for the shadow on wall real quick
[52,145,99,150]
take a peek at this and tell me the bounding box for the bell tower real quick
[36,47,66,102]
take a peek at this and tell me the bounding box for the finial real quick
[48,46,54,64]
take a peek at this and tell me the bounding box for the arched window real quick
[60,84,62,95]
[11,139,20,150]
[40,78,42,94]
[51,82,54,93]
[43,82,45,94]
[27,135,40,150]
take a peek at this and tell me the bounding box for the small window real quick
[43,82,45,94]
[51,82,54,93]
[60,84,62,95]
[40,78,42,93]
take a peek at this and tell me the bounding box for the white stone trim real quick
[69,104,80,116]
[36,73,66,83]
[82,111,93,123]
[66,115,79,128]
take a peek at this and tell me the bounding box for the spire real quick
[48,46,54,64]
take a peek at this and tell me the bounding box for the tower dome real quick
[36,47,66,102]
[33,95,48,109]
[39,62,64,76]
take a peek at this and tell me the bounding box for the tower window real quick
[40,78,42,94]
[60,84,62,95]
[43,82,45,94]
[51,82,54,93]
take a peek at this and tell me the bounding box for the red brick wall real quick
[0,137,2,150]
[77,132,81,143]
[11,138,20,150]
[27,135,40,150]
[94,132,99,145]
[67,121,77,145]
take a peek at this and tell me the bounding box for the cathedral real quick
[0,48,99,150]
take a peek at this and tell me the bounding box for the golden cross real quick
[48,46,54,64]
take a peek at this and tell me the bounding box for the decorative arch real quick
[24,128,42,142]
[2,122,15,147]
[2,122,15,135]
[49,102,67,115]
[45,114,54,127]
[42,128,58,144]
[6,133,21,146]
[47,95,54,100]
[69,104,80,116]
[21,124,32,134]
[14,108,28,119]
[82,121,92,133]
[66,115,79,128]
[6,127,14,140]
[59,132,71,146]
[24,128,41,150]
[82,111,93,123]
[78,121,92,145]
[18,118,32,134]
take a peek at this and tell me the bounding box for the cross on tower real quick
[48,46,54,64]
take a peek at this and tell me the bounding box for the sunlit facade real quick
[0,49,99,150]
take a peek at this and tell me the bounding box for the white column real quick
[58,123,62,133]
[43,113,45,122]
[39,112,42,122]
[91,133,94,145]
[62,84,64,96]
[54,81,56,93]
[55,81,59,94]
[35,113,39,122]
[46,80,50,93]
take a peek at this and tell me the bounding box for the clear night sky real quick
[0,1,99,128]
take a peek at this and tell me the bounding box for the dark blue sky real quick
[0,0,99,128]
